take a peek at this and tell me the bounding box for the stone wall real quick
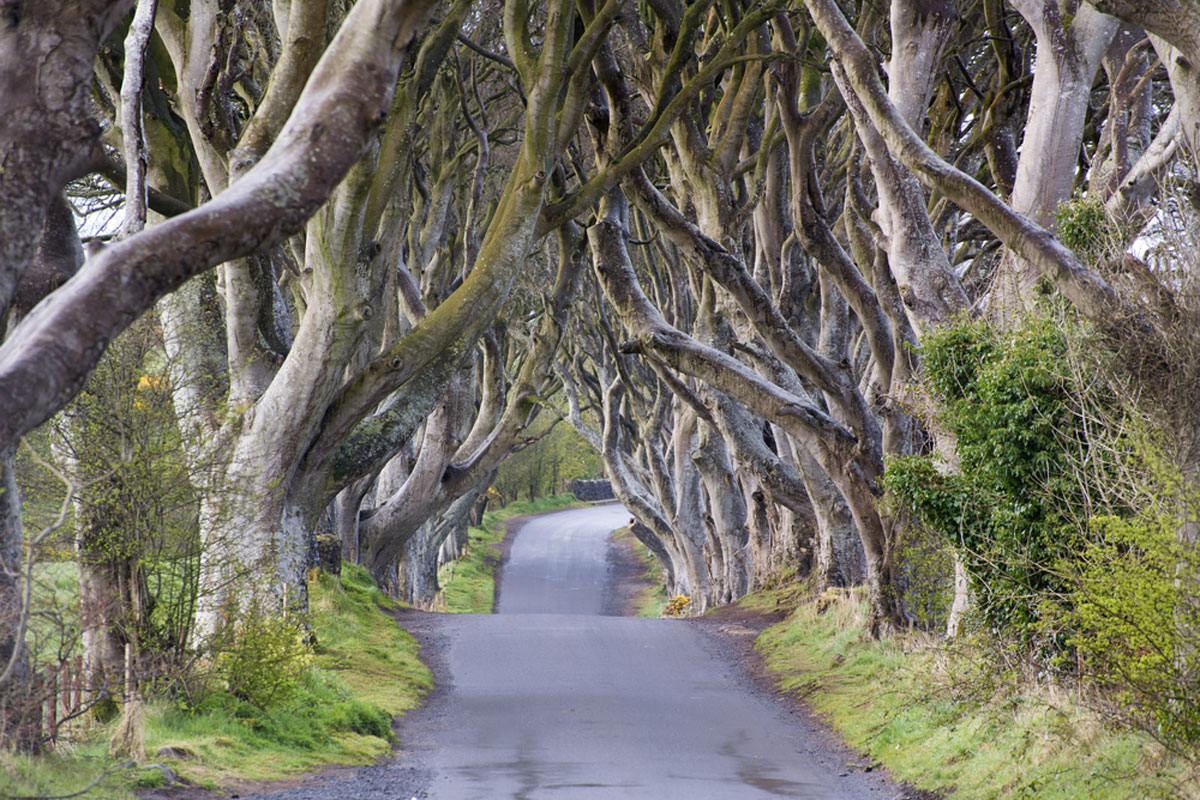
[570,479,614,502]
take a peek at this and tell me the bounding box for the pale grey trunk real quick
[194,480,311,639]
[1090,26,1155,200]
[363,447,413,593]
[1150,33,1200,181]
[797,446,860,588]
[334,474,375,565]
[946,556,972,639]
[599,381,685,600]
[397,487,482,607]
[359,396,455,587]
[871,0,969,332]
[671,408,711,610]
[1087,1,1200,165]
[831,0,966,335]
[693,424,750,604]
[396,521,440,608]
[992,2,1118,311]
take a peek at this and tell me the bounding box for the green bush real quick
[893,508,957,632]
[1058,459,1200,744]
[885,316,1119,648]
[211,608,312,710]
[1055,195,1112,264]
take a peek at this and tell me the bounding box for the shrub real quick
[1056,457,1200,745]
[210,608,312,710]
[665,594,691,617]
[893,508,956,632]
[886,315,1124,650]
[1055,195,1113,264]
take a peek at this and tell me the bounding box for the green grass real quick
[610,526,668,617]
[139,564,432,786]
[0,564,431,798]
[755,587,1198,800]
[311,564,431,715]
[438,493,587,613]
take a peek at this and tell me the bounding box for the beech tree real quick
[0,0,597,732]
[551,0,1197,635]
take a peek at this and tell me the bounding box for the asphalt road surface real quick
[495,502,629,615]
[243,503,907,800]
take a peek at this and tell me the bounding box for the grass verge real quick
[438,493,586,613]
[0,563,431,799]
[755,586,1199,799]
[610,526,668,617]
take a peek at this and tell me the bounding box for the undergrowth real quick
[438,493,585,613]
[0,563,430,798]
[755,587,1199,799]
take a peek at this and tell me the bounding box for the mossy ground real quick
[0,564,431,799]
[438,493,586,613]
[754,585,1200,800]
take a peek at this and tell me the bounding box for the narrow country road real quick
[244,503,910,799]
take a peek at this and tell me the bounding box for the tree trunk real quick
[396,521,440,608]
[398,486,483,607]
[194,479,311,639]
[694,423,750,604]
[0,447,33,748]
[991,2,1118,312]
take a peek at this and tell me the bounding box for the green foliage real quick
[210,607,313,709]
[756,588,1195,800]
[892,313,1200,750]
[1056,457,1200,744]
[337,562,395,611]
[0,748,140,800]
[920,318,996,402]
[134,767,168,788]
[1055,195,1112,264]
[0,564,430,795]
[492,417,601,502]
[21,317,203,673]
[893,510,957,632]
[309,565,430,716]
[149,566,427,779]
[886,316,1113,645]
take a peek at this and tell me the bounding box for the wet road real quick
[243,503,903,799]
[413,502,898,799]
[496,503,629,615]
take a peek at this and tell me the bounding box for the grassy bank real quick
[610,526,667,617]
[438,493,586,613]
[0,564,430,798]
[752,585,1198,799]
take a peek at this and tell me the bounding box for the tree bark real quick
[0,0,131,321]
[0,0,440,449]
[990,1,1118,312]
[0,447,31,747]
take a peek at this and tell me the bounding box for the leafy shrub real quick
[1057,459,1200,744]
[211,608,312,710]
[1055,195,1112,264]
[886,316,1120,649]
[665,594,691,616]
[892,507,956,632]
